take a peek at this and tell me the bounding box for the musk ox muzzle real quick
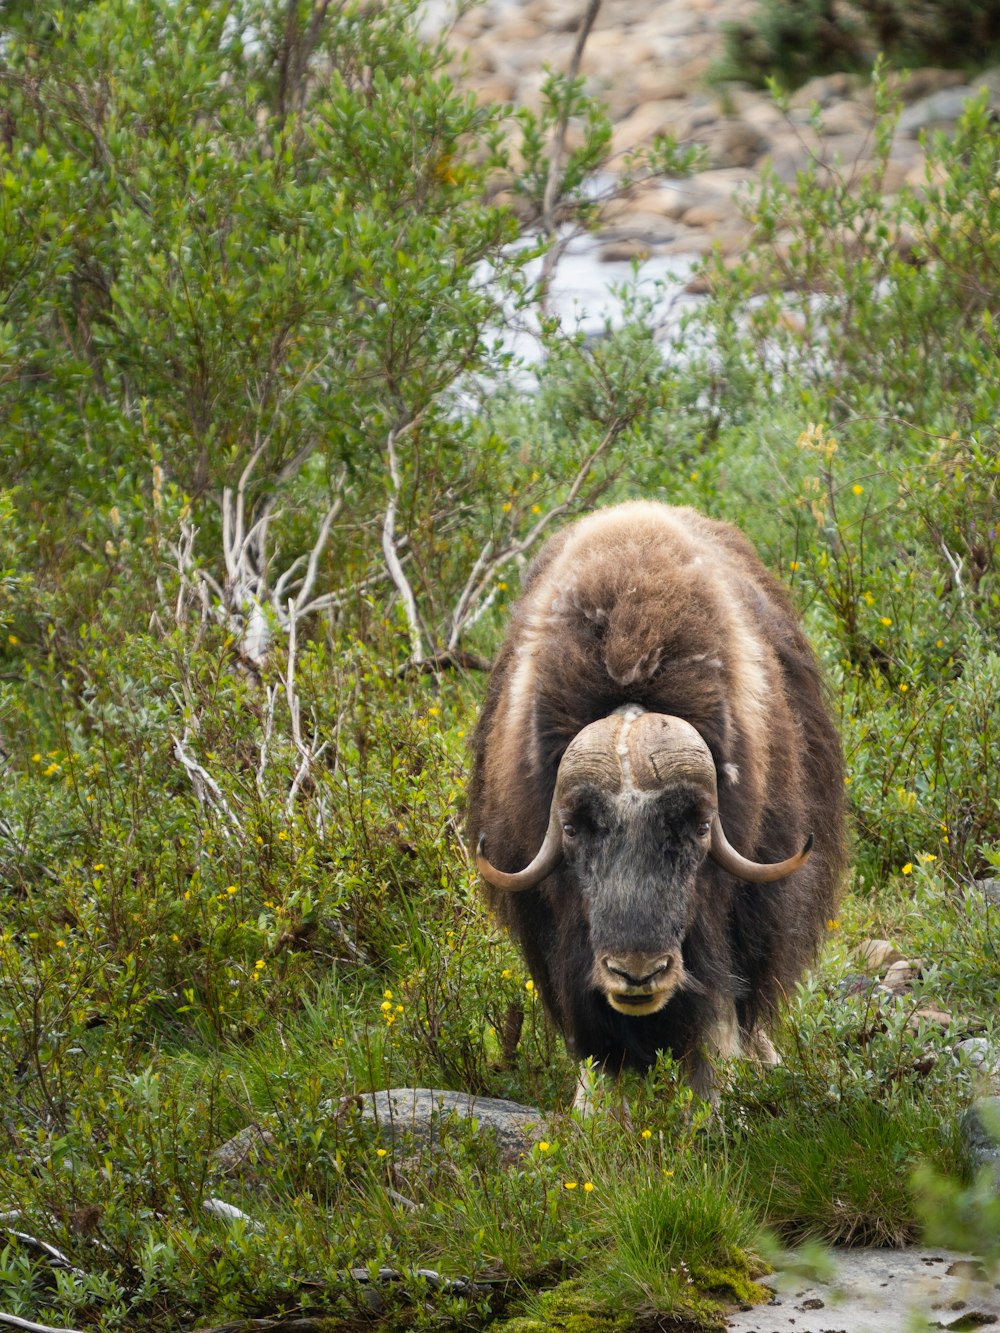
[476,708,813,1015]
[594,946,687,1016]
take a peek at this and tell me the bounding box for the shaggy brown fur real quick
[468,501,846,1077]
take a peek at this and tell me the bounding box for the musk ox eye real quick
[562,822,577,839]
[696,819,712,839]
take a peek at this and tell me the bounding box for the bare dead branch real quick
[257,683,279,790]
[0,1313,88,1333]
[382,415,430,665]
[445,420,622,649]
[291,470,347,614]
[171,732,243,835]
[284,600,325,814]
[940,542,966,602]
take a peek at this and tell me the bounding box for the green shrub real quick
[718,0,1000,89]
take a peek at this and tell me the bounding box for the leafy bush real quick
[718,0,1000,89]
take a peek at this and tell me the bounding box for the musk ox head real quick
[477,706,812,1019]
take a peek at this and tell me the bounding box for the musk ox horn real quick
[709,817,814,883]
[475,718,618,892]
[476,813,563,892]
[476,707,815,891]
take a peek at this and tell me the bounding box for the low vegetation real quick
[0,2,998,1330]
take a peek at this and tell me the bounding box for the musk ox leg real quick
[685,1000,743,1104]
[571,1059,633,1125]
[571,1060,601,1118]
[687,1015,782,1104]
[744,1026,781,1067]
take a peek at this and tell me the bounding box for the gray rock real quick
[892,66,977,102]
[349,1087,546,1163]
[699,120,770,169]
[955,1038,1000,1088]
[816,99,873,137]
[975,877,1000,905]
[962,1096,1000,1184]
[597,209,684,245]
[598,238,656,262]
[790,72,858,109]
[897,86,995,137]
[211,1123,277,1181]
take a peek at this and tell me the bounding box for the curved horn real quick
[476,804,564,892]
[710,815,814,883]
[476,715,627,893]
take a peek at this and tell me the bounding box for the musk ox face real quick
[557,780,714,1017]
[477,707,815,1017]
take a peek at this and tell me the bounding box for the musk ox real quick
[468,501,846,1101]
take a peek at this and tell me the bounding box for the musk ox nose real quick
[597,948,685,1016]
[603,955,675,988]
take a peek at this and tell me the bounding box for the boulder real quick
[961,1095,1000,1186]
[697,119,771,168]
[349,1087,546,1164]
[955,1038,1000,1089]
[610,99,688,157]
[790,72,859,109]
[897,85,997,138]
[856,939,903,972]
[882,958,922,992]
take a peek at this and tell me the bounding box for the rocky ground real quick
[437,0,1000,263]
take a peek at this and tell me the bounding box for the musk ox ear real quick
[709,815,814,883]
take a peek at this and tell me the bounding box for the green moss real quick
[493,1279,636,1332]
[690,1262,771,1307]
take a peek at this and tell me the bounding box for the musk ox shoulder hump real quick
[501,501,778,758]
